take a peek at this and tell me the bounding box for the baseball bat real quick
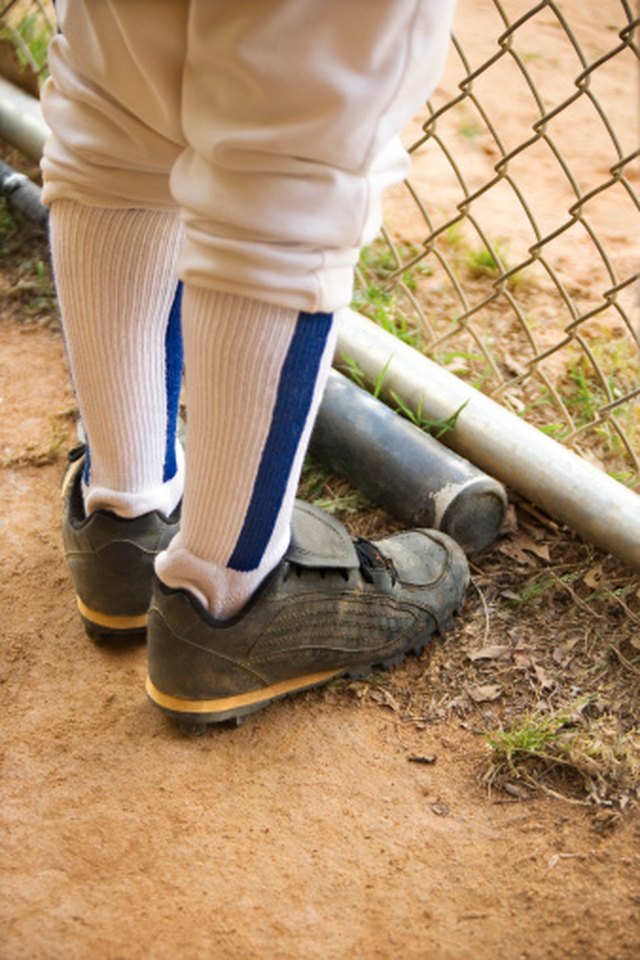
[310,369,507,554]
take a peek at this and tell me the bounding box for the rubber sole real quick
[77,596,148,642]
[145,669,343,727]
[145,626,444,732]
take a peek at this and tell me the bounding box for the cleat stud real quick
[381,654,405,670]
[348,666,372,681]
[178,719,208,737]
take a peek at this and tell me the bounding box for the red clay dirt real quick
[1,309,639,960]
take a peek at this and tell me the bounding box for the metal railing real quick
[1,0,639,490]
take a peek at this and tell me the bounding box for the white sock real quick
[49,200,185,518]
[156,287,336,620]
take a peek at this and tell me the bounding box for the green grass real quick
[485,703,587,776]
[558,350,639,466]
[351,281,423,350]
[458,121,485,141]
[337,352,467,440]
[338,352,391,400]
[298,457,373,516]
[389,391,467,439]
[355,229,638,483]
[465,242,509,279]
[502,570,583,607]
[484,698,640,805]
[353,240,430,349]
[0,201,19,256]
[1,12,53,78]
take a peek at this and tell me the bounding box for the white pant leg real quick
[42,0,456,311]
[41,0,186,209]
[176,0,456,311]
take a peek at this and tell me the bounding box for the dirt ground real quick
[1,314,639,959]
[2,1,640,957]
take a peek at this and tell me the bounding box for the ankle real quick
[155,535,283,620]
[83,442,185,519]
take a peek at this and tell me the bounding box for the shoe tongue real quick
[287,500,359,569]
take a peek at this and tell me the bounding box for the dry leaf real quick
[552,638,579,665]
[501,504,519,535]
[503,352,528,377]
[583,561,606,591]
[514,651,534,669]
[467,644,510,661]
[467,684,502,703]
[499,589,521,601]
[533,663,556,691]
[498,532,550,566]
[520,535,551,562]
[369,688,400,712]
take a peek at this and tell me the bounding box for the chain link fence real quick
[0,0,52,93]
[1,0,639,490]
[356,0,639,489]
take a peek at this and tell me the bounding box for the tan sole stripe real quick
[76,596,148,631]
[145,668,343,716]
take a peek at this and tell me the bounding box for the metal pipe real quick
[311,370,507,554]
[336,308,640,569]
[0,159,48,227]
[0,76,48,162]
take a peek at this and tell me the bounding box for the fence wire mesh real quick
[1,0,639,488]
[357,0,639,489]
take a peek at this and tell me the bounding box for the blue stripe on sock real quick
[228,310,333,572]
[83,442,91,485]
[163,282,184,482]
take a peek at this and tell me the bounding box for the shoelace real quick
[354,538,398,586]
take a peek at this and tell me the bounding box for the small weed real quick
[567,361,599,423]
[337,353,391,399]
[353,240,428,349]
[558,350,639,466]
[483,699,640,807]
[352,282,423,349]
[358,240,425,279]
[538,422,571,439]
[466,243,507,279]
[1,13,53,78]
[338,351,467,439]
[458,121,485,141]
[608,470,635,484]
[439,228,525,288]
[298,458,334,501]
[390,392,468,439]
[372,358,392,399]
[485,702,589,776]
[503,570,581,607]
[337,353,367,391]
[443,223,464,251]
[311,489,372,516]
[298,457,372,515]
[437,349,484,367]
